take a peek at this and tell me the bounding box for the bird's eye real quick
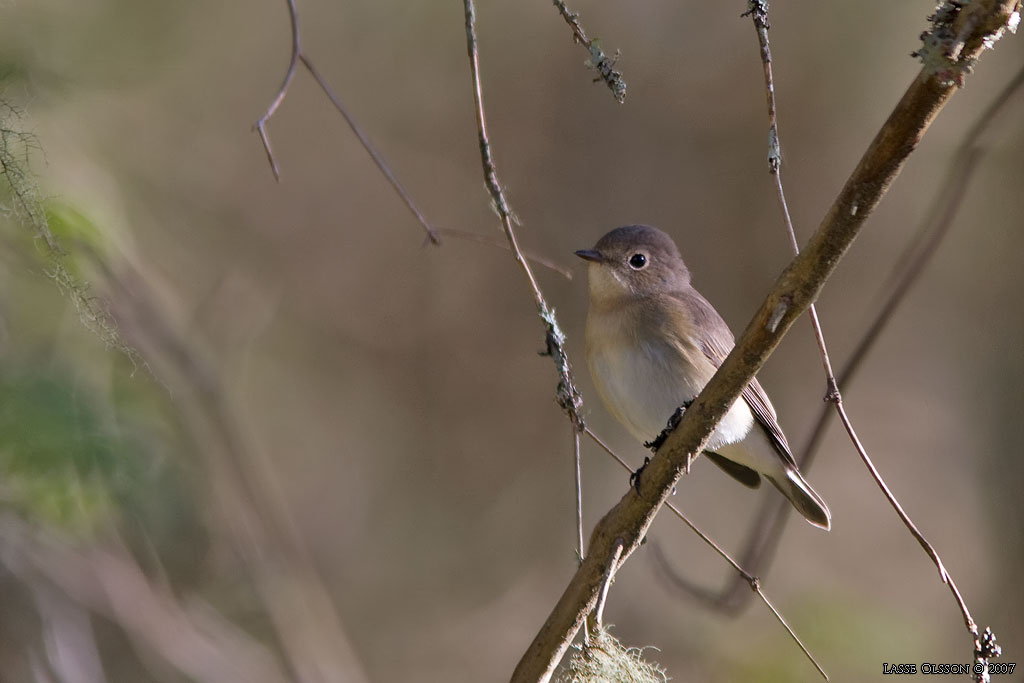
[628,253,648,269]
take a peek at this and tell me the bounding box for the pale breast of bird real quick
[585,309,755,450]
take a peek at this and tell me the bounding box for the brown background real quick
[2,0,1023,680]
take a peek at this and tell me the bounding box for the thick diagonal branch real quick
[510,3,1018,679]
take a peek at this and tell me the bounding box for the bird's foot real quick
[629,456,650,494]
[628,455,679,495]
[643,401,692,452]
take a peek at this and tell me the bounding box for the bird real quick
[576,224,831,529]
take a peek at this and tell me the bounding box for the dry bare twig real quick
[550,0,627,103]
[253,0,589,282]
[743,0,840,399]
[463,0,824,678]
[461,0,587,567]
[253,0,440,245]
[463,3,825,673]
[740,4,1015,678]
[657,62,1024,616]
[510,2,1020,680]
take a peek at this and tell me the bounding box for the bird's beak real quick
[574,249,604,263]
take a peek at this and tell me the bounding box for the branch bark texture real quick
[511,2,1019,680]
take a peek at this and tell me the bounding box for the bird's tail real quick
[767,469,831,530]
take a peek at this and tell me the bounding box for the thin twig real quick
[585,428,828,680]
[511,3,1017,678]
[462,2,587,597]
[742,4,1003,678]
[591,539,623,628]
[463,1,542,307]
[836,401,976,623]
[433,228,572,280]
[753,588,828,680]
[461,0,585,433]
[573,428,585,566]
[585,429,751,580]
[253,0,440,244]
[743,0,840,395]
[253,0,300,182]
[550,0,627,103]
[658,63,1024,614]
[299,55,440,245]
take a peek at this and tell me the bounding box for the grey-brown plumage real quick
[576,225,831,529]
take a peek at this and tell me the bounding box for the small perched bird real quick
[576,225,831,529]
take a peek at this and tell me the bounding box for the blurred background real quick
[1,1,1022,681]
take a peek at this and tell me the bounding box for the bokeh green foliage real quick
[0,284,200,571]
[0,102,194,550]
[0,368,136,534]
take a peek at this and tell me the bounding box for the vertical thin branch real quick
[463,1,543,308]
[590,539,623,630]
[744,0,839,396]
[573,428,584,566]
[463,3,588,605]
[461,0,585,438]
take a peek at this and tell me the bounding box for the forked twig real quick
[253,0,300,183]
[254,0,440,244]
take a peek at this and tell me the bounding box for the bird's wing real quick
[674,290,799,469]
[703,450,762,488]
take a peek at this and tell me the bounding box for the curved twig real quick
[660,62,1024,629]
[460,0,585,433]
[461,2,587,597]
[253,0,300,182]
[253,0,440,244]
[730,4,1004,674]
